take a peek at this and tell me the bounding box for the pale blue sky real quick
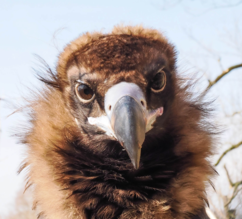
[0,0,242,215]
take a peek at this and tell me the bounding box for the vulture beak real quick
[110,95,145,169]
[88,82,163,169]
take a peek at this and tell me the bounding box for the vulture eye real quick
[75,83,95,103]
[150,70,166,93]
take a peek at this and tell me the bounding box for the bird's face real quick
[62,35,176,169]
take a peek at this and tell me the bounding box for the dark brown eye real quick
[150,71,166,93]
[75,83,95,103]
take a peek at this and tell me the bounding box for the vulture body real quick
[21,26,214,219]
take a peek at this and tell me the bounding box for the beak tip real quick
[133,162,139,169]
[131,152,141,169]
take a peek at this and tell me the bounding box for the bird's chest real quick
[75,184,172,219]
[118,199,173,219]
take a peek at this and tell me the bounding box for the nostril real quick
[140,100,145,107]
[108,105,112,111]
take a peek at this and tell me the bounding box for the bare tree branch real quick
[153,0,242,16]
[184,0,242,16]
[224,165,234,187]
[205,63,242,92]
[215,141,242,166]
[224,165,242,207]
[224,111,242,117]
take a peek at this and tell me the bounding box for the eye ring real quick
[150,70,166,93]
[75,82,95,103]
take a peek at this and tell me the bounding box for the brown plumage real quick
[21,25,215,219]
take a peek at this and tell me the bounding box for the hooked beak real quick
[88,82,163,169]
[110,96,146,169]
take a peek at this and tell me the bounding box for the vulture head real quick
[21,25,215,219]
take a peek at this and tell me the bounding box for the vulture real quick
[21,25,215,219]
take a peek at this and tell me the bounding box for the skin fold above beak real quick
[88,82,163,169]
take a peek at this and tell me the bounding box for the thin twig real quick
[205,63,242,92]
[224,165,242,207]
[226,185,242,206]
[224,165,233,186]
[224,111,242,118]
[215,141,242,166]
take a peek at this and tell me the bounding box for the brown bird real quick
[21,25,215,219]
